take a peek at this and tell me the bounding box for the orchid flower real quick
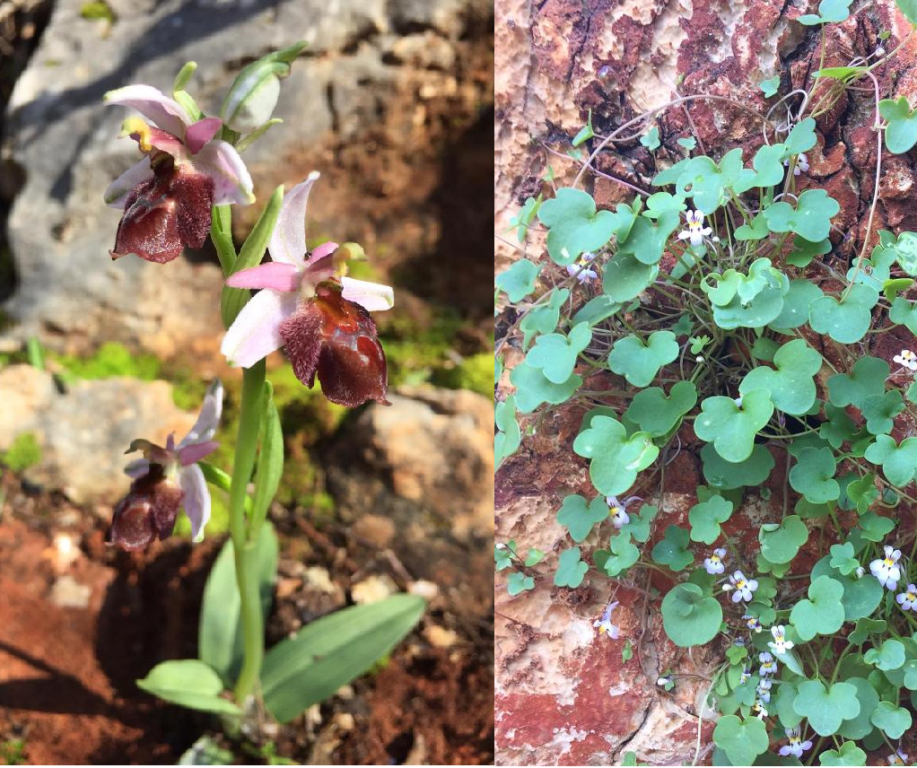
[871,545,903,590]
[104,84,254,263]
[220,173,394,407]
[110,380,223,549]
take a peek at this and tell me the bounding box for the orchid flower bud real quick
[220,42,306,134]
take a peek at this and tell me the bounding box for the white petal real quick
[179,463,210,543]
[341,276,394,312]
[221,289,299,368]
[269,173,319,266]
[179,379,224,448]
[192,140,256,206]
[124,457,150,479]
[104,156,153,208]
[104,84,192,138]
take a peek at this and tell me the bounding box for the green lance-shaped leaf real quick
[808,284,879,344]
[525,323,593,384]
[250,382,284,533]
[554,546,588,588]
[661,582,722,647]
[864,434,917,487]
[624,381,697,437]
[556,495,608,543]
[137,659,242,716]
[221,185,285,327]
[694,390,774,463]
[496,259,542,302]
[789,447,840,504]
[609,331,679,387]
[537,188,622,265]
[573,416,658,497]
[739,339,821,415]
[687,495,733,545]
[198,523,278,685]
[262,594,425,723]
[712,715,768,766]
[764,188,840,242]
[790,575,846,642]
[210,205,237,276]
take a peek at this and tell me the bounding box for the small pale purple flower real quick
[565,253,598,283]
[779,727,813,758]
[104,85,254,263]
[871,545,903,590]
[677,209,711,247]
[768,625,794,654]
[594,601,620,639]
[110,380,223,549]
[743,614,763,633]
[784,153,809,176]
[889,750,909,766]
[221,174,394,406]
[898,584,917,611]
[759,651,778,676]
[704,548,726,575]
[757,677,773,703]
[724,570,758,602]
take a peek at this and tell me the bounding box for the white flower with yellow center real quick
[768,624,794,654]
[724,570,758,602]
[610,506,630,529]
[779,727,813,759]
[704,548,727,575]
[897,584,917,612]
[677,209,712,247]
[871,545,903,590]
[893,349,917,372]
[566,252,598,283]
[759,652,778,676]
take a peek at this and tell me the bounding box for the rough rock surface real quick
[495,0,917,764]
[1,0,492,358]
[0,364,195,503]
[326,385,493,616]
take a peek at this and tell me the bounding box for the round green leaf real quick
[790,575,845,641]
[819,742,867,766]
[864,434,917,487]
[712,715,768,766]
[793,679,860,736]
[554,546,588,588]
[624,381,698,437]
[770,279,824,330]
[789,447,840,503]
[661,582,723,647]
[739,339,822,415]
[871,700,912,739]
[537,188,619,265]
[701,443,774,490]
[510,362,582,414]
[827,356,888,408]
[695,390,774,463]
[525,322,593,384]
[496,259,541,302]
[609,331,679,387]
[759,515,809,565]
[573,416,659,496]
[764,189,840,242]
[809,284,879,344]
[556,495,608,543]
[688,495,734,545]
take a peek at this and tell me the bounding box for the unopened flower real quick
[221,174,393,406]
[677,209,712,247]
[856,565,865,578]
[784,153,809,176]
[104,85,254,263]
[220,42,304,134]
[725,570,758,602]
[889,750,909,766]
[704,548,727,575]
[779,727,813,759]
[656,675,673,688]
[752,698,768,719]
[757,678,773,703]
[871,545,903,590]
[594,601,620,639]
[894,349,917,372]
[565,252,598,283]
[743,614,763,633]
[110,381,223,549]
[759,652,778,676]
[768,625,794,654]
[898,584,917,611]
[739,667,751,684]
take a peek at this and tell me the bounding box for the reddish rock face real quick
[496,0,917,764]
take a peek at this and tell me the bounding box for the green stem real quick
[230,359,266,702]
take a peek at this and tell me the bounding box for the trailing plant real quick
[496,1,917,764]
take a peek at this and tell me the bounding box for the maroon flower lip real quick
[109,464,184,550]
[280,283,390,407]
[111,157,215,264]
